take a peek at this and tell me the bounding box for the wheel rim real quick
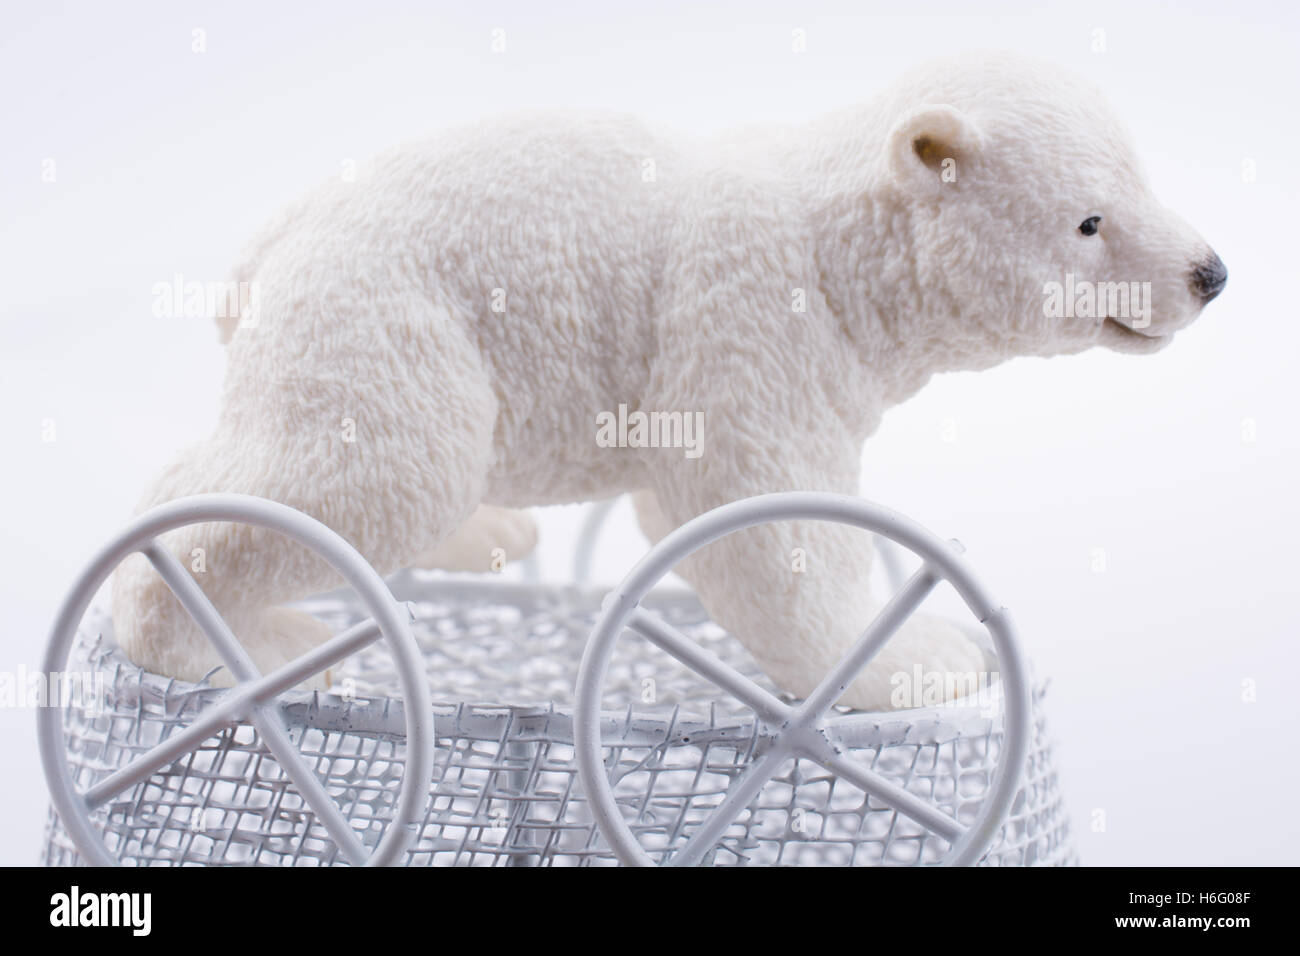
[574,491,1031,867]
[37,494,434,867]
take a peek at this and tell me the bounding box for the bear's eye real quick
[1079,216,1102,237]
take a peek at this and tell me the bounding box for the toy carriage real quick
[39,492,1076,866]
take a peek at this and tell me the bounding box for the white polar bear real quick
[112,51,1226,709]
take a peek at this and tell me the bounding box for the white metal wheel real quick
[574,491,1031,867]
[37,494,435,867]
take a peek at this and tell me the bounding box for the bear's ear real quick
[886,104,984,193]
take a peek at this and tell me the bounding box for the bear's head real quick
[876,52,1225,368]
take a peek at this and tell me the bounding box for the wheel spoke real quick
[84,703,372,865]
[84,691,258,809]
[627,608,790,726]
[245,709,370,865]
[247,617,385,695]
[815,750,964,843]
[792,565,940,721]
[142,541,372,864]
[82,618,384,810]
[142,542,259,681]
[667,744,791,867]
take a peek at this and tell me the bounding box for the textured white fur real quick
[113,52,1221,708]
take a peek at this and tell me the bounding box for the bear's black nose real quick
[1189,251,1227,302]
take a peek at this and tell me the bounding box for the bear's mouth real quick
[1101,317,1169,353]
[1103,317,1161,339]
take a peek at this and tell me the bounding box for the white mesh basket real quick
[41,569,1076,867]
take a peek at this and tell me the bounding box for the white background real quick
[1,0,1296,865]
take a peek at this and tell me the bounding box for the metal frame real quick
[37,494,435,867]
[573,497,620,585]
[573,491,1031,866]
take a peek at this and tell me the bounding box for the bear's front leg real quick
[644,463,985,711]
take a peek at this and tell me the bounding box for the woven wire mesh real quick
[42,571,1076,866]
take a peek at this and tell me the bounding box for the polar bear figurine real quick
[112,51,1226,710]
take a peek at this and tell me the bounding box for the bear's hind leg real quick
[112,294,498,685]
